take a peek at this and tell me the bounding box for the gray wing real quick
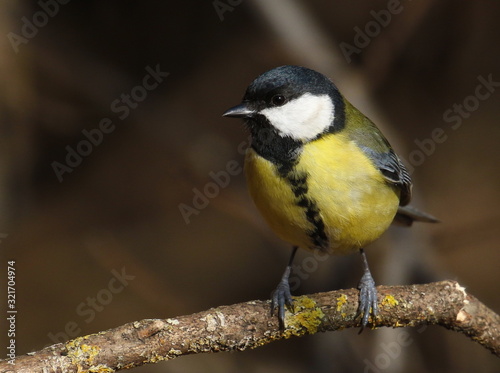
[353,130,413,206]
[370,147,412,206]
[343,99,412,205]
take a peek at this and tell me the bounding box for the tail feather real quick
[393,205,439,226]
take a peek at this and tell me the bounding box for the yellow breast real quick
[244,133,400,255]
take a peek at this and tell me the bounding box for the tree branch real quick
[3,280,499,372]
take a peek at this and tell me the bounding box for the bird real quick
[222,65,437,330]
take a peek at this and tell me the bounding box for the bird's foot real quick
[356,270,378,330]
[271,273,294,330]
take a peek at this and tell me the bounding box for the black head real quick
[243,65,337,107]
[223,66,345,163]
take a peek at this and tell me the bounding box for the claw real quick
[357,270,378,330]
[271,247,298,330]
[271,276,294,329]
[356,249,378,331]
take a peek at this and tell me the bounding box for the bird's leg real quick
[356,248,378,330]
[271,246,298,330]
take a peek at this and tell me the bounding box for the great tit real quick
[223,65,437,329]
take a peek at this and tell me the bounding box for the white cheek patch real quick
[260,93,334,141]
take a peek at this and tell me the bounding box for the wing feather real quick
[343,100,412,205]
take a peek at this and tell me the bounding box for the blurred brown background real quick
[1,1,499,372]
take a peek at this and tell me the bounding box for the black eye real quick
[271,94,286,106]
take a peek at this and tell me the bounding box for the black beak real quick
[222,103,255,118]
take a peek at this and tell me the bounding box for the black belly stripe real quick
[245,114,331,251]
[281,169,329,250]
